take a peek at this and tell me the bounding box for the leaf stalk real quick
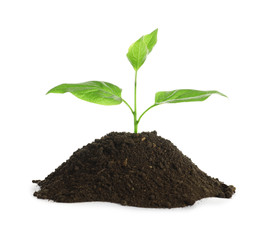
[122,99,134,114]
[137,104,158,124]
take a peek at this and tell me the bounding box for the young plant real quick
[47,29,227,133]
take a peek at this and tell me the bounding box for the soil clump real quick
[33,131,235,208]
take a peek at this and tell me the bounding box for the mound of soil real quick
[33,131,235,208]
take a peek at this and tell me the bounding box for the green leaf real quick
[127,29,158,71]
[155,89,227,104]
[143,28,158,53]
[47,81,122,106]
[126,37,148,71]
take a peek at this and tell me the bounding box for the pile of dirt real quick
[33,131,235,208]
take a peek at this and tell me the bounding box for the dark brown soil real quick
[33,131,235,208]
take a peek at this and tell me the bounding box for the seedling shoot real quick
[47,29,226,133]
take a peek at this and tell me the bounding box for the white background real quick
[1,0,264,239]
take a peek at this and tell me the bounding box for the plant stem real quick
[134,70,138,133]
[137,104,158,124]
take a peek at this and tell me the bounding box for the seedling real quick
[47,29,226,133]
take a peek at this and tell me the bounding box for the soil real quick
[33,131,235,208]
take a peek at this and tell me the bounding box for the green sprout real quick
[47,29,227,133]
